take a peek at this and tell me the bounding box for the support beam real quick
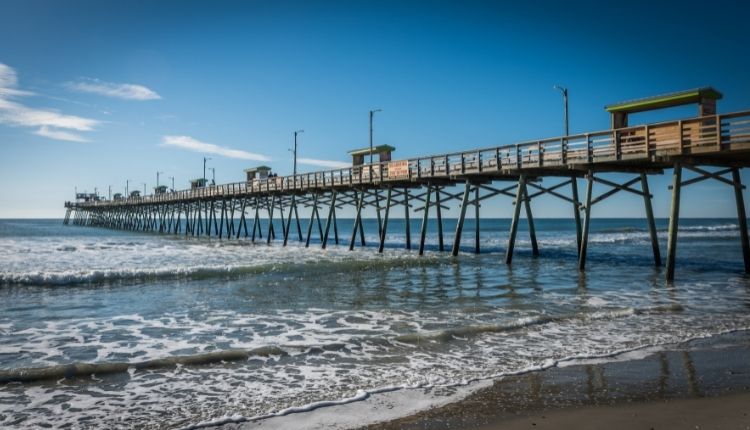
[305,193,319,248]
[641,173,661,266]
[571,177,582,256]
[578,171,594,271]
[266,195,276,244]
[732,168,750,273]
[322,191,338,249]
[436,186,444,252]
[350,190,365,251]
[474,186,480,254]
[418,185,431,255]
[505,175,525,264]
[284,196,295,246]
[523,183,539,256]
[452,180,472,256]
[378,187,392,253]
[666,163,682,281]
[404,188,411,250]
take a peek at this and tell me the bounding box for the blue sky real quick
[1,0,749,218]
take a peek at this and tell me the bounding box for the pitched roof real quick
[605,87,722,114]
[348,145,396,156]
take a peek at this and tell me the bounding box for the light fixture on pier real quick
[553,85,569,136]
[293,130,304,176]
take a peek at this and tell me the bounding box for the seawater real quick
[0,218,749,429]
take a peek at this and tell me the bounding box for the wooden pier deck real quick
[64,107,750,280]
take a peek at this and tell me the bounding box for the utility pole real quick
[157,171,163,188]
[203,157,211,183]
[142,183,146,196]
[554,85,569,136]
[108,185,111,200]
[126,180,130,196]
[168,176,175,192]
[293,130,304,176]
[369,109,382,166]
[209,167,215,185]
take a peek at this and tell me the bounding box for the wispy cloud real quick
[161,135,271,161]
[0,62,100,142]
[66,78,161,101]
[33,125,89,142]
[0,63,34,97]
[298,158,350,169]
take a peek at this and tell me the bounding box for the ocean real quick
[0,217,749,429]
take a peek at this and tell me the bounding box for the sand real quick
[365,331,750,430]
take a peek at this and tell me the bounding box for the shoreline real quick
[364,330,750,430]
[219,330,750,430]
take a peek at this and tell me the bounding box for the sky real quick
[1,0,750,218]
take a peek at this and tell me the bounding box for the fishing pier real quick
[64,88,750,280]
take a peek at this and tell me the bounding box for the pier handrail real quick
[69,109,750,208]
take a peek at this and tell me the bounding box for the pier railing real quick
[71,110,750,207]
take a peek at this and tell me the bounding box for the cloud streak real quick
[0,62,100,142]
[66,78,161,101]
[161,135,271,162]
[297,158,350,169]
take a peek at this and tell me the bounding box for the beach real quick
[365,331,750,430]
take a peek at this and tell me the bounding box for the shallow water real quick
[1,218,749,428]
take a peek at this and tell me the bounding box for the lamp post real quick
[369,109,382,166]
[203,157,211,183]
[293,130,304,176]
[142,183,147,196]
[555,85,581,256]
[157,171,163,188]
[108,185,112,200]
[553,85,569,136]
[168,176,175,192]
[209,167,215,185]
[125,180,130,197]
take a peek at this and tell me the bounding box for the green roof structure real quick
[243,166,272,172]
[348,145,396,156]
[605,87,722,114]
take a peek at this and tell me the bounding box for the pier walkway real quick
[64,91,750,280]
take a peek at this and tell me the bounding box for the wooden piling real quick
[350,190,365,251]
[523,182,539,256]
[474,186,480,254]
[505,175,525,264]
[418,185,431,255]
[578,172,594,271]
[435,187,444,252]
[732,168,750,273]
[640,173,661,266]
[666,163,682,281]
[404,188,411,250]
[452,180,472,256]
[322,191,337,249]
[379,187,392,253]
[571,177,582,256]
[305,193,318,248]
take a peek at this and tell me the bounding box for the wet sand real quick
[365,331,750,430]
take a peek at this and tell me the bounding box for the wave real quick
[181,327,750,430]
[0,255,440,287]
[0,346,286,384]
[394,304,682,344]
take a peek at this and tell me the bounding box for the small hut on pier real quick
[244,166,272,182]
[190,178,208,190]
[348,145,395,178]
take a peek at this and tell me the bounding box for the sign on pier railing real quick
[388,160,409,179]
